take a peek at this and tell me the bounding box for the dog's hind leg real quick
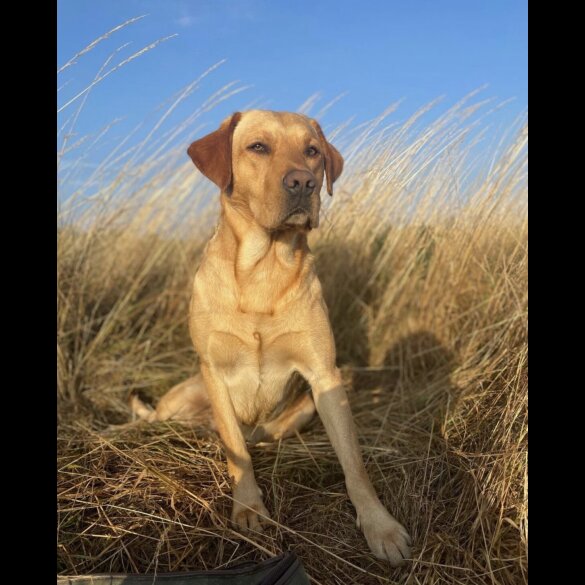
[247,392,315,444]
[129,374,215,426]
[151,374,214,425]
[130,394,157,422]
[102,375,213,436]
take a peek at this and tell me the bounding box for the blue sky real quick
[58,0,527,174]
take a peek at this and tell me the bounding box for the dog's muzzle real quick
[279,169,318,229]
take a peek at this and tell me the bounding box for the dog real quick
[131,110,412,566]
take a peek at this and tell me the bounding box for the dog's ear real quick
[310,119,344,196]
[187,112,242,193]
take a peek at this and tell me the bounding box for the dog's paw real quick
[231,498,270,533]
[231,480,270,533]
[359,511,412,567]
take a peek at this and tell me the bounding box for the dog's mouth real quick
[281,208,311,229]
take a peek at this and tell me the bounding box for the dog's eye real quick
[248,142,269,154]
[305,146,320,157]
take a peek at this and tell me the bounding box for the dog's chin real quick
[280,209,312,230]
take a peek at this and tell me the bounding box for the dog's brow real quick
[240,132,275,144]
[287,126,317,143]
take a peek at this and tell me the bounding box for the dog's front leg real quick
[307,368,412,567]
[200,364,269,532]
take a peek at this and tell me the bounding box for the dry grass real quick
[58,41,527,584]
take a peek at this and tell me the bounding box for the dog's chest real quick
[206,322,308,426]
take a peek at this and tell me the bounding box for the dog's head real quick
[187,110,344,231]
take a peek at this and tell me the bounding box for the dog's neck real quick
[215,194,312,313]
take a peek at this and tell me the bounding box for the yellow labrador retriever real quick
[131,110,412,566]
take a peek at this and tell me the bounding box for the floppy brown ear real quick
[187,112,242,192]
[310,119,344,196]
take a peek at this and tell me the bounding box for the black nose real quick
[283,170,316,197]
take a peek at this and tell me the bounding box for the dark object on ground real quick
[57,551,310,585]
